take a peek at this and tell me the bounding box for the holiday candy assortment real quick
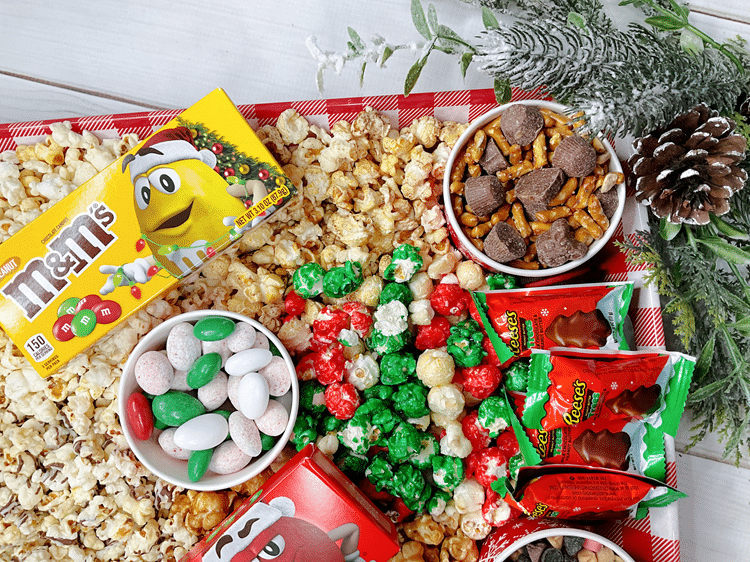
[0,91,688,562]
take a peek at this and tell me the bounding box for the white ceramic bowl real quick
[479,518,636,562]
[118,310,299,491]
[443,100,625,278]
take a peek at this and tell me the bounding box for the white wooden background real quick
[1,1,749,560]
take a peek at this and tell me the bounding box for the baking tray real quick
[0,88,677,562]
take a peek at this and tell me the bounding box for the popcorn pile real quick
[0,106,510,561]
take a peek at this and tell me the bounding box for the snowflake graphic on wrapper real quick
[541,309,549,317]
[611,382,619,390]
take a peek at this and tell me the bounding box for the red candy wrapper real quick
[523,348,695,436]
[508,391,667,481]
[472,282,634,368]
[493,464,686,521]
[180,445,399,562]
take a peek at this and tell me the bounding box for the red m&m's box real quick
[0,88,295,377]
[180,445,400,562]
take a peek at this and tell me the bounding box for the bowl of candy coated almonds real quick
[443,100,626,278]
[118,309,299,491]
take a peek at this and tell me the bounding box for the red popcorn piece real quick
[415,315,452,350]
[466,446,508,488]
[430,283,469,316]
[313,306,350,344]
[461,363,502,400]
[314,342,346,385]
[495,429,520,458]
[284,290,306,317]
[296,352,317,381]
[461,410,492,452]
[325,381,361,420]
[341,301,373,338]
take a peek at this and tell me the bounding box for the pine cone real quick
[628,104,748,225]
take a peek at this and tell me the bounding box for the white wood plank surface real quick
[1,2,749,561]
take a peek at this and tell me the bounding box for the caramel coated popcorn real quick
[0,105,485,561]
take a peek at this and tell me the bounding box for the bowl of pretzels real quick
[442,100,626,278]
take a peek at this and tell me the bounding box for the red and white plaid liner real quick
[0,88,677,562]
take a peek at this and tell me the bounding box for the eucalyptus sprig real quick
[621,0,746,73]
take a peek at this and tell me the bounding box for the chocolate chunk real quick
[515,167,566,221]
[572,428,631,470]
[526,541,548,562]
[551,135,597,178]
[546,309,612,348]
[479,138,509,175]
[483,221,527,263]
[464,175,507,217]
[563,536,585,557]
[595,187,620,219]
[535,219,588,268]
[500,104,544,146]
[541,547,564,562]
[605,384,661,417]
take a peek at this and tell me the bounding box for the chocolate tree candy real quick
[605,384,661,416]
[464,175,506,217]
[572,428,631,470]
[479,138,509,174]
[563,536,585,557]
[515,167,566,220]
[483,222,526,263]
[552,135,597,177]
[545,309,612,347]
[526,542,547,562]
[500,104,544,146]
[535,219,588,268]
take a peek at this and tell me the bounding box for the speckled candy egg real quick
[134,351,173,395]
[166,322,202,371]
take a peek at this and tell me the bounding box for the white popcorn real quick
[439,420,472,458]
[408,298,434,326]
[373,300,408,336]
[427,384,465,419]
[416,348,455,388]
[345,353,380,390]
[453,478,485,514]
[0,175,25,206]
[277,108,311,145]
[460,509,492,540]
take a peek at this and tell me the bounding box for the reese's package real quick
[523,348,695,436]
[492,464,686,521]
[472,282,634,368]
[0,88,296,377]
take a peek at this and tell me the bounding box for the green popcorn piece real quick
[291,414,318,451]
[292,262,325,298]
[379,351,417,385]
[338,413,379,455]
[378,282,413,306]
[392,381,430,419]
[383,244,424,283]
[367,400,401,437]
[323,260,363,298]
[447,319,486,368]
[404,480,433,512]
[477,395,512,437]
[335,448,369,476]
[486,273,518,290]
[363,384,394,402]
[299,379,327,415]
[504,360,530,393]
[408,432,439,470]
[319,414,344,434]
[432,454,465,491]
[391,463,426,509]
[365,452,395,492]
[366,329,409,355]
[427,488,452,516]
[387,421,422,464]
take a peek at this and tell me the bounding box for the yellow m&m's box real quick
[0,89,295,377]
